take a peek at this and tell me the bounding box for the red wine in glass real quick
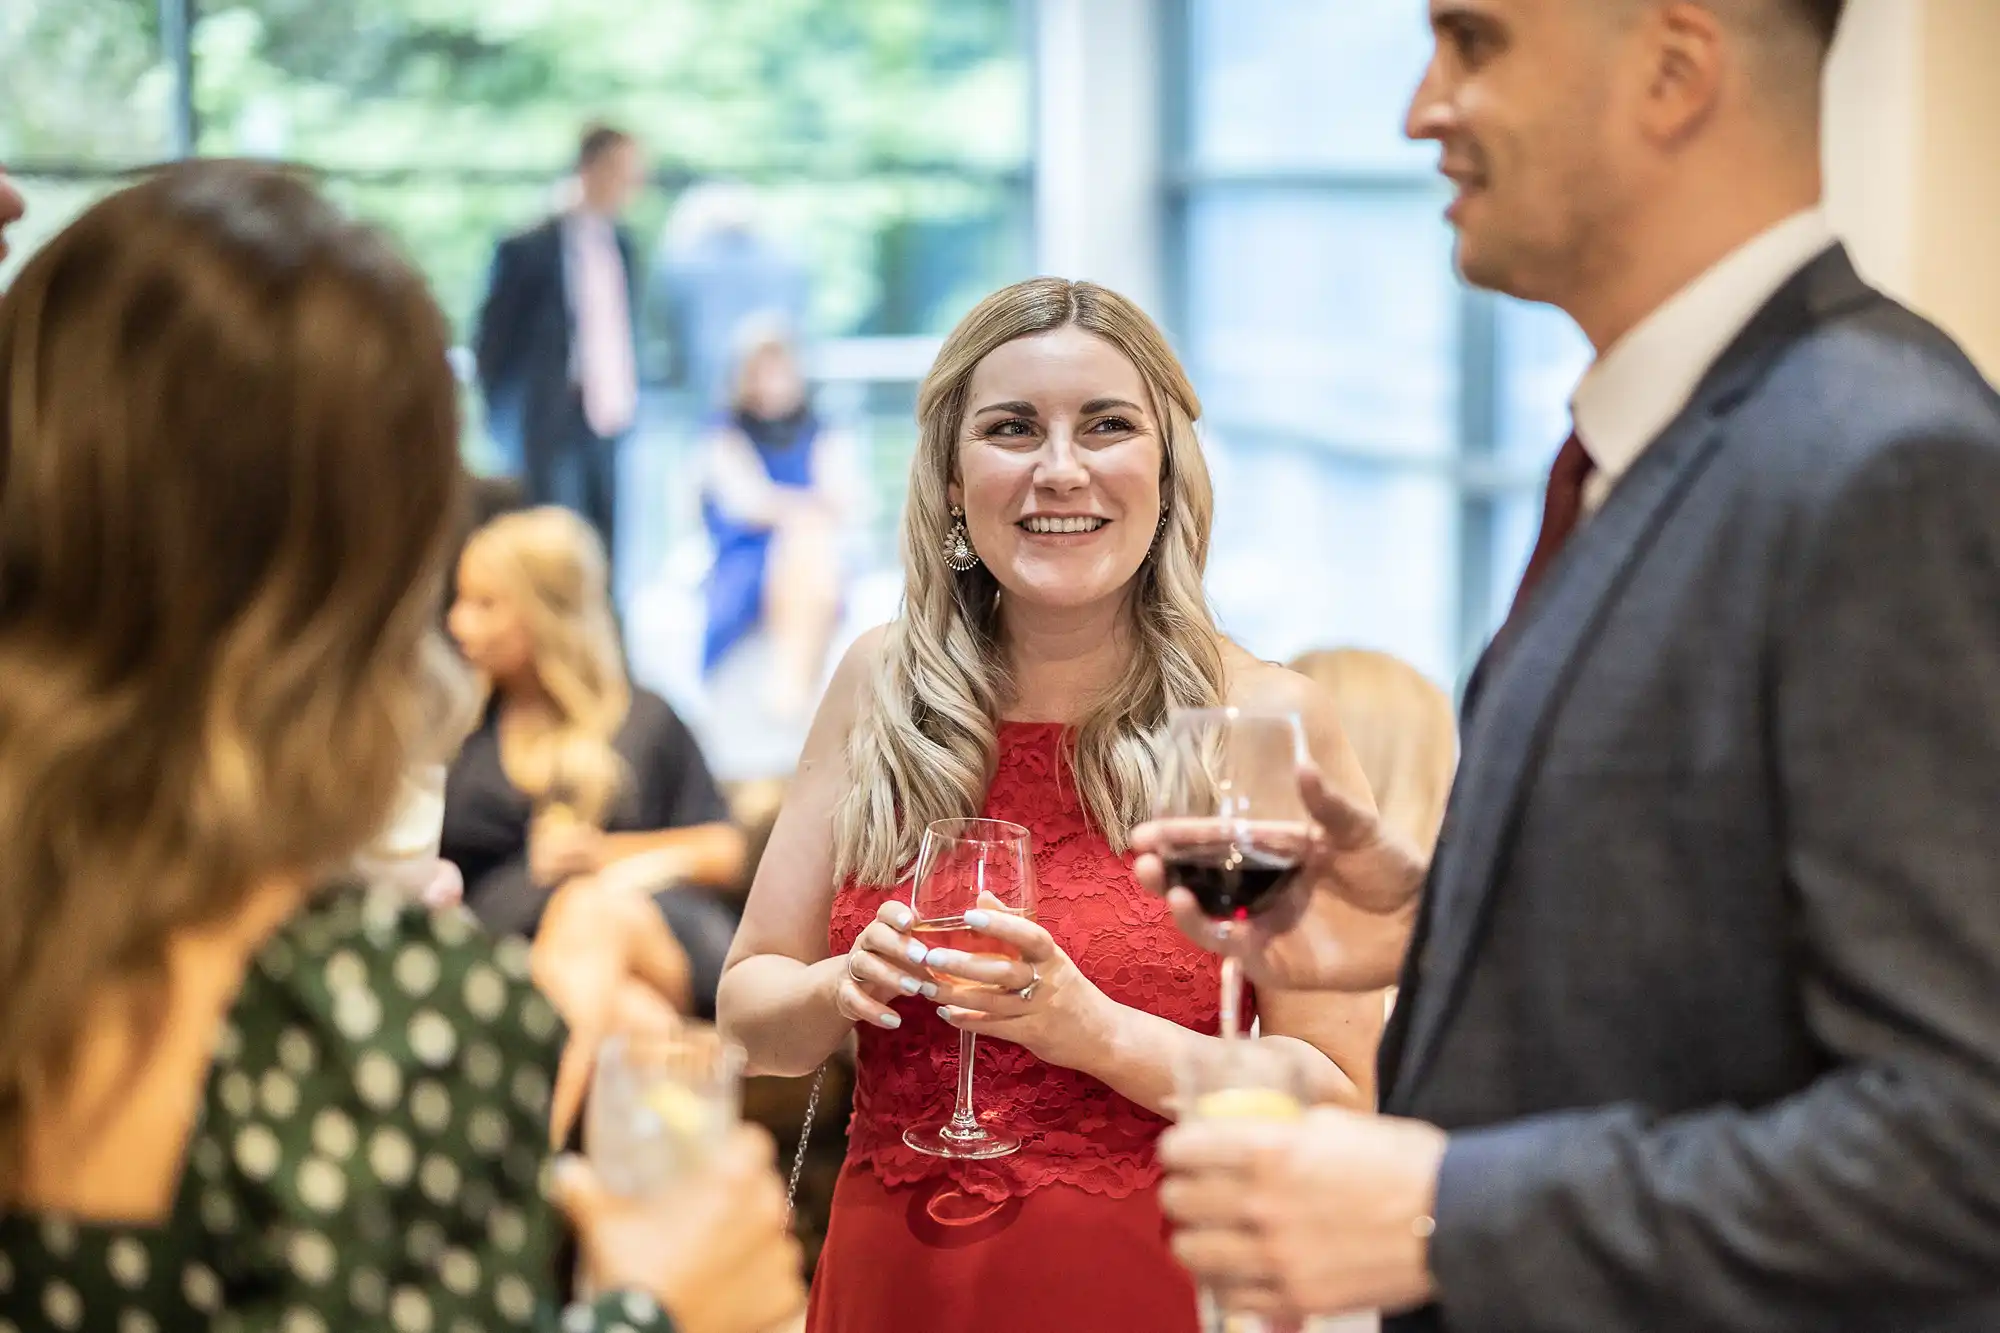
[1153,709,1312,1041]
[1162,841,1301,922]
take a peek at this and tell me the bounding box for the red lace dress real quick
[808,723,1240,1332]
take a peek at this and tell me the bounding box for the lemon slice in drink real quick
[1192,1088,1303,1122]
[642,1082,712,1139]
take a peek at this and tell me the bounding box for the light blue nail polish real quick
[899,976,922,995]
[936,1006,952,1022]
[964,909,991,929]
[921,982,939,1000]
[906,940,929,964]
[927,948,964,969]
[879,1012,902,1029]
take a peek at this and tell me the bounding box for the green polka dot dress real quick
[0,884,676,1333]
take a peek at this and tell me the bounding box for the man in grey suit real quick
[1143,0,2000,1329]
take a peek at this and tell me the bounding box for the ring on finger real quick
[847,952,866,983]
[1016,965,1041,1003]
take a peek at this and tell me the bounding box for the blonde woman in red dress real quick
[719,278,1385,1332]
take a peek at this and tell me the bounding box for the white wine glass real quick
[900,817,1038,1160]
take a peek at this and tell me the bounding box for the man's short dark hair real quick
[577,124,634,171]
[1792,0,1846,47]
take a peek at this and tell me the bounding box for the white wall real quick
[1825,0,2000,379]
[1822,0,1924,296]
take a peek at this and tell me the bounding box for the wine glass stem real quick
[947,1030,984,1138]
[1219,954,1243,1041]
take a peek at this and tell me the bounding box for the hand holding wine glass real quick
[922,889,1111,1073]
[901,818,1037,1160]
[1133,745,1426,996]
[1146,709,1315,1038]
[833,900,939,1031]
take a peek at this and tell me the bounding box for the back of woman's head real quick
[1289,648,1458,853]
[0,161,463,1159]
[460,506,630,822]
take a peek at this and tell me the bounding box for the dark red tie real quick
[1507,432,1595,621]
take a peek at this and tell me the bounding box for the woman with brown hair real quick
[0,162,801,1333]
[719,278,1385,1332]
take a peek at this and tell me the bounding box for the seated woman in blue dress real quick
[699,321,862,720]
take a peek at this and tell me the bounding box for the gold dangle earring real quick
[943,505,981,572]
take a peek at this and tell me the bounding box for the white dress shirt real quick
[1571,207,1836,512]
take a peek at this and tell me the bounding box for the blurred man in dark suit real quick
[1149,1,2000,1329]
[474,125,645,573]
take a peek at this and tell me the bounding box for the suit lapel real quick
[1383,246,1873,1107]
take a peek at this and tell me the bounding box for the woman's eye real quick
[983,419,1034,439]
[1089,416,1136,434]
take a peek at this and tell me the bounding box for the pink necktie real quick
[574,218,637,438]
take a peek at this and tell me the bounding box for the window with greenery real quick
[0,0,172,286]
[1168,0,1589,687]
[188,0,1031,341]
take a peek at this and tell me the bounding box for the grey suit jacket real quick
[1380,248,2000,1332]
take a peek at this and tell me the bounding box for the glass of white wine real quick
[586,1020,745,1198]
[901,817,1038,1160]
[1178,1040,1308,1333]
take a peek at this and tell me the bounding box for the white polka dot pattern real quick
[394,943,441,996]
[391,1285,436,1333]
[0,885,678,1333]
[287,1230,338,1286]
[312,1108,358,1161]
[277,1026,318,1074]
[41,1278,83,1330]
[106,1238,147,1290]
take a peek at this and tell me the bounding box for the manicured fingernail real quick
[920,982,939,1000]
[889,905,913,928]
[936,1006,953,1022]
[906,941,928,964]
[963,909,991,929]
[899,976,922,995]
[927,948,967,969]
[878,1011,902,1029]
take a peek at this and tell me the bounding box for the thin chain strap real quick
[783,1062,828,1233]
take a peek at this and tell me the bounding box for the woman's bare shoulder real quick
[1218,641,1328,715]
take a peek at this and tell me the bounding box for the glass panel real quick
[1496,296,1592,460]
[193,0,1029,175]
[189,1,1033,346]
[0,176,129,289]
[1184,188,1458,458]
[1205,435,1458,687]
[1187,0,1434,174]
[1485,488,1543,641]
[0,0,172,163]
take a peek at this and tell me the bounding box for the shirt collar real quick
[1571,207,1835,499]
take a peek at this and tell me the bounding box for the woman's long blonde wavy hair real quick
[0,162,463,1186]
[833,279,1227,884]
[461,507,631,825]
